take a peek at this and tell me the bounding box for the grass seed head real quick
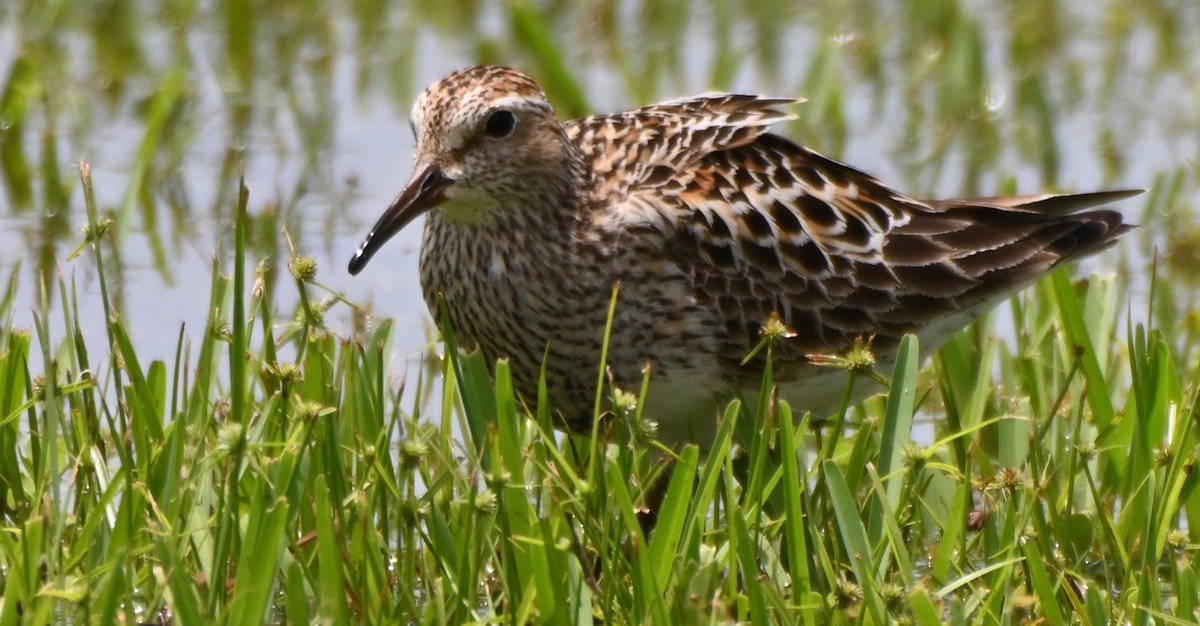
[831,576,862,612]
[1154,445,1171,467]
[216,422,245,455]
[901,442,931,473]
[400,439,428,469]
[82,217,112,243]
[760,312,796,345]
[473,490,497,514]
[288,256,318,283]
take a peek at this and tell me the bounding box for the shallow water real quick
[0,0,1195,382]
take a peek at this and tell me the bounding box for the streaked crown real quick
[409,66,578,220]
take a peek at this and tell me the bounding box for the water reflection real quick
[0,0,1196,367]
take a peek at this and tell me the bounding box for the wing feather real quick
[565,94,798,196]
[595,131,1133,367]
[566,96,1135,373]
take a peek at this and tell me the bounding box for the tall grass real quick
[0,169,1195,624]
[0,0,1197,623]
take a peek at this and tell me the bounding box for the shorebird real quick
[348,65,1136,447]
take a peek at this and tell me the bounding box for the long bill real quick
[348,165,451,275]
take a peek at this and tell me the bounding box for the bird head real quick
[348,65,576,275]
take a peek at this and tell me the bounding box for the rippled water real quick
[0,0,1196,378]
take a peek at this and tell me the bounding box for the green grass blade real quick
[228,495,287,626]
[1050,270,1114,428]
[823,460,887,624]
[777,400,814,618]
[649,444,698,591]
[313,476,350,624]
[868,334,917,554]
[729,503,770,624]
[1020,537,1066,626]
[507,1,588,117]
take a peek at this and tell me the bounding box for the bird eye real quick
[483,109,516,139]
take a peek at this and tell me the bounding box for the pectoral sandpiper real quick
[349,65,1137,447]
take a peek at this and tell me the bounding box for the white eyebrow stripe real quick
[487,94,552,114]
[489,94,528,109]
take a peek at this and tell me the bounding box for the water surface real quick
[0,0,1195,382]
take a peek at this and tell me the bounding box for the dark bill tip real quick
[348,166,451,275]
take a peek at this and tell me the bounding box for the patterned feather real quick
[349,65,1138,446]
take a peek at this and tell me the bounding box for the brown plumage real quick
[349,65,1138,447]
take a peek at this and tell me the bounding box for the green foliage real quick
[0,171,1196,624]
[2,0,1198,623]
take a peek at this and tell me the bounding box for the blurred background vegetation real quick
[0,0,1195,363]
[2,1,1199,623]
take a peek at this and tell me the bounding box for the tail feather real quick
[925,189,1143,215]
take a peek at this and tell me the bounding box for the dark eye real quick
[483,109,516,138]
